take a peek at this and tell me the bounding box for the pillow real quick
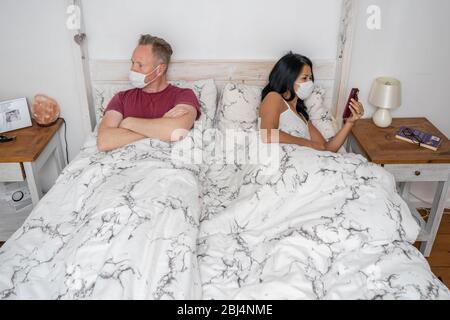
[215,83,262,133]
[93,83,131,123]
[304,86,346,153]
[215,83,343,148]
[303,86,339,140]
[92,79,217,129]
[170,79,217,129]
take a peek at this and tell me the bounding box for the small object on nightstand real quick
[31,94,60,127]
[0,135,16,143]
[395,126,443,151]
[369,77,401,128]
[0,97,32,133]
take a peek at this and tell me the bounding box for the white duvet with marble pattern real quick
[0,131,203,299]
[198,144,450,299]
[0,129,449,299]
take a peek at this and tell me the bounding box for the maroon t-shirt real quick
[104,84,201,120]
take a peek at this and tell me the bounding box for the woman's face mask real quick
[295,80,314,100]
[129,65,160,89]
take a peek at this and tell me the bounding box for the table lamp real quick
[31,94,60,127]
[369,77,401,127]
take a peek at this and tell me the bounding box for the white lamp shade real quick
[368,77,402,109]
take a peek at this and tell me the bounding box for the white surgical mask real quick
[295,80,314,100]
[128,65,160,88]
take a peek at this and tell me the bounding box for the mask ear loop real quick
[144,65,161,86]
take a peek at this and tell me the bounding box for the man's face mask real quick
[129,65,160,89]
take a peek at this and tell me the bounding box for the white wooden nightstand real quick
[0,119,67,240]
[347,117,450,257]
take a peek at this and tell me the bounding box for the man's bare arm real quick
[119,104,197,142]
[97,110,146,152]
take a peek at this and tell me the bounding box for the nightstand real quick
[347,117,450,257]
[0,118,67,207]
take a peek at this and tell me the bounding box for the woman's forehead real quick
[300,65,312,75]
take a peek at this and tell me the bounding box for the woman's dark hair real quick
[261,52,314,121]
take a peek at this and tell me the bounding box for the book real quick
[395,126,443,151]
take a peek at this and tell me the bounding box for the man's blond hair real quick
[138,34,173,66]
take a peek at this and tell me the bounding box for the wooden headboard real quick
[90,58,338,124]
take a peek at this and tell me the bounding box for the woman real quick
[259,52,364,152]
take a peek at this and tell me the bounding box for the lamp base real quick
[35,119,58,127]
[372,108,392,128]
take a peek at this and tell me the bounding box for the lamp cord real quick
[59,118,69,164]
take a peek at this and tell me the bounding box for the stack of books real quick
[395,126,443,151]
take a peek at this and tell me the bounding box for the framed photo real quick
[0,97,32,134]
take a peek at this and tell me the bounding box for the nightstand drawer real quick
[383,164,450,182]
[0,163,25,182]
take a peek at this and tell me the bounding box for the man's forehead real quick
[132,45,154,62]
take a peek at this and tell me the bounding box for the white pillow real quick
[215,83,261,133]
[92,79,217,129]
[93,83,132,123]
[304,86,339,140]
[304,86,346,153]
[215,82,341,141]
[170,79,217,129]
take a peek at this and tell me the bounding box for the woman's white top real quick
[278,100,311,139]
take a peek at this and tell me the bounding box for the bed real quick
[0,59,449,300]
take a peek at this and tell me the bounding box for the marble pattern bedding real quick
[198,144,450,299]
[1,130,449,299]
[0,131,203,299]
[0,80,449,299]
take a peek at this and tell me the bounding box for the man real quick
[97,34,201,152]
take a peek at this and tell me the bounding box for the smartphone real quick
[343,88,359,123]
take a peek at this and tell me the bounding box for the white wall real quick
[82,0,342,60]
[0,0,91,162]
[348,0,450,206]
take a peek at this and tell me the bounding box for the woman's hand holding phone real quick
[346,98,365,123]
[343,88,364,124]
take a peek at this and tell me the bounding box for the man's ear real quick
[158,64,168,76]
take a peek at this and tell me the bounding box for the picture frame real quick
[0,97,32,134]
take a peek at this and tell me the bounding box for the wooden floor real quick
[417,209,450,288]
[0,210,449,289]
